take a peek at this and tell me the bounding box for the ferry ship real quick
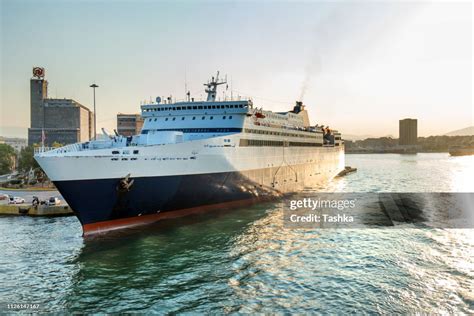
[35,73,345,235]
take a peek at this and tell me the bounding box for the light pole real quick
[90,83,99,140]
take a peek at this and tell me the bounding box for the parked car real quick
[46,197,61,206]
[9,196,25,204]
[0,194,9,200]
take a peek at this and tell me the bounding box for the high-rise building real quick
[28,67,94,146]
[399,118,417,145]
[117,113,144,136]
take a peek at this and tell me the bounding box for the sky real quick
[0,0,472,138]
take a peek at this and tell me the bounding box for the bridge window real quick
[172,117,176,121]
[210,116,213,120]
[229,116,233,119]
[198,106,203,109]
[223,116,226,119]
[212,105,216,109]
[165,118,169,121]
[133,150,139,154]
[202,116,205,120]
[193,117,196,120]
[181,117,185,120]
[154,118,157,121]
[193,106,197,109]
[112,150,119,154]
[187,106,192,109]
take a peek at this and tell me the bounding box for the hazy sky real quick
[0,0,472,138]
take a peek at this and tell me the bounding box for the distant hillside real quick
[444,126,474,136]
[343,134,375,141]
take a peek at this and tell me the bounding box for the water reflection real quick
[65,199,474,314]
[1,154,473,313]
[324,153,474,192]
[67,205,271,313]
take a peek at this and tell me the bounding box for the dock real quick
[0,204,73,216]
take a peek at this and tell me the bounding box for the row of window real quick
[239,139,323,147]
[144,104,246,112]
[141,128,241,134]
[244,128,319,139]
[147,115,234,122]
[111,156,197,161]
[112,149,139,155]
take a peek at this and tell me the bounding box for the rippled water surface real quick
[0,154,473,313]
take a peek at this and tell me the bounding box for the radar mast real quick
[204,71,227,102]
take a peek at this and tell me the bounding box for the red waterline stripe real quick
[82,196,276,236]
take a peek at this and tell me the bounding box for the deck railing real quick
[34,147,55,154]
[34,143,84,155]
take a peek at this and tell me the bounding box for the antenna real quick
[203,71,227,102]
[184,66,187,101]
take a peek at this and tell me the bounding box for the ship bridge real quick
[140,100,251,141]
[139,72,254,142]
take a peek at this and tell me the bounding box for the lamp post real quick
[90,83,99,140]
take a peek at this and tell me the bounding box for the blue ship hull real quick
[54,170,279,234]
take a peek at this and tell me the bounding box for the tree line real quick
[0,142,63,175]
[345,135,474,152]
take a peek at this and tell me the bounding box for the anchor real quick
[117,173,134,192]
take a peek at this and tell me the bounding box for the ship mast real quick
[204,71,227,102]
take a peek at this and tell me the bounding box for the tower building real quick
[399,118,418,146]
[28,67,94,146]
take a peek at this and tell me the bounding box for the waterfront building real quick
[399,118,417,145]
[28,67,94,146]
[117,113,144,136]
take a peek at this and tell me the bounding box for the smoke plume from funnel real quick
[299,53,322,102]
